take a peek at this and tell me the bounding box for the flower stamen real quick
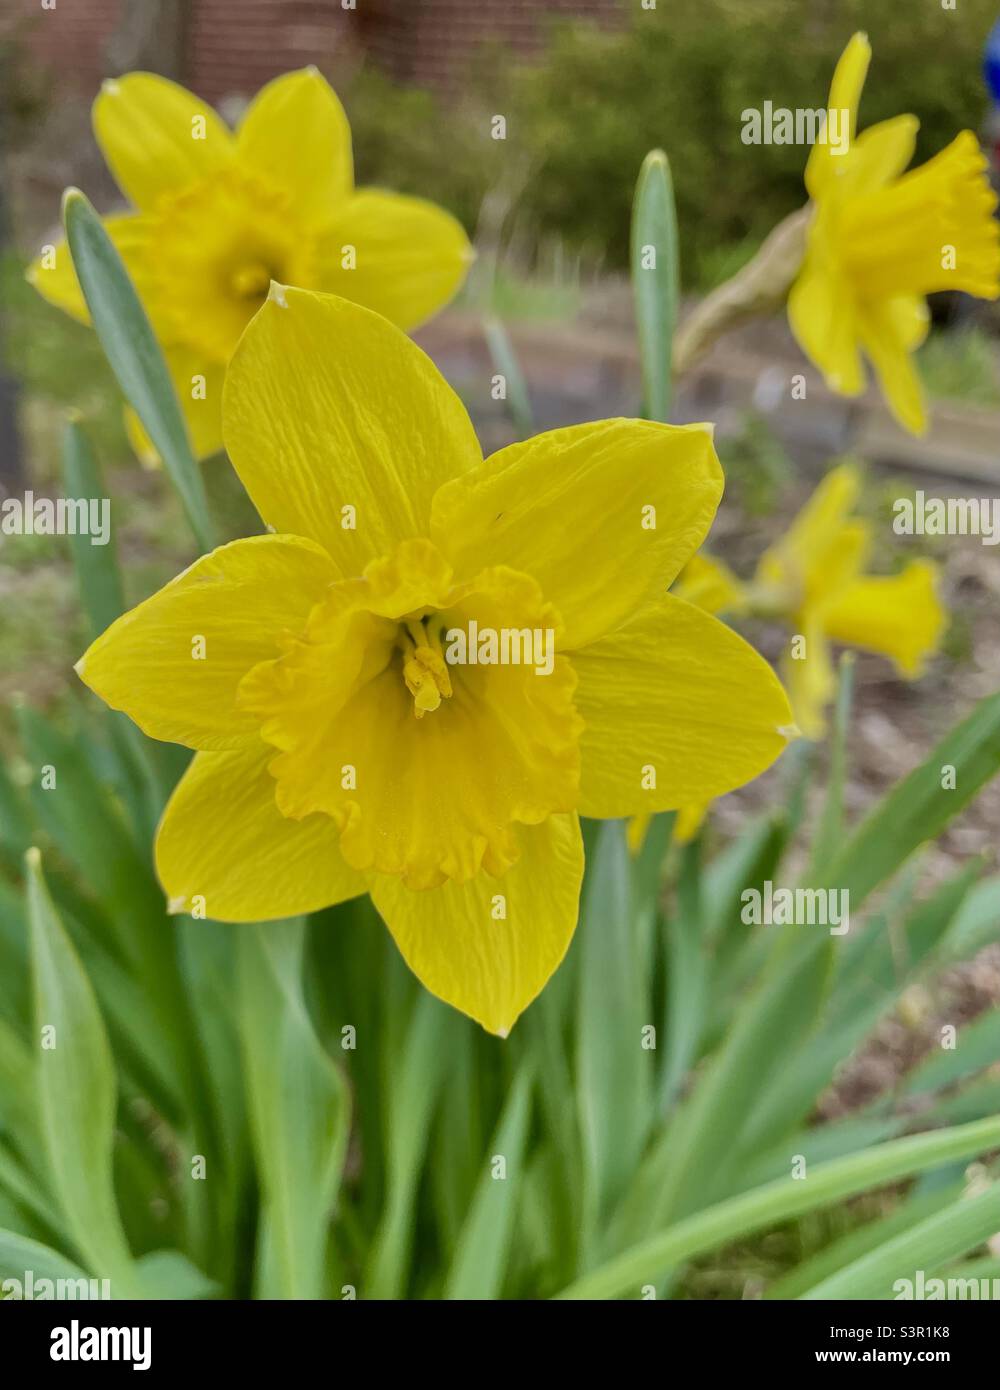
[400,617,453,718]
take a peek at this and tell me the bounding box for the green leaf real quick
[900,1008,1000,1099]
[0,756,33,866]
[0,1016,41,1156]
[940,874,1000,964]
[658,837,709,1110]
[0,1230,93,1292]
[631,149,679,422]
[765,1185,959,1299]
[25,848,139,1295]
[734,862,982,1169]
[61,419,125,638]
[136,1250,219,1300]
[575,821,651,1250]
[17,707,214,1142]
[62,188,214,552]
[237,920,350,1299]
[807,653,854,879]
[0,1140,63,1232]
[443,1063,534,1299]
[801,1182,1000,1299]
[556,1114,1000,1300]
[366,989,460,1298]
[482,315,534,438]
[614,917,834,1241]
[824,692,1000,908]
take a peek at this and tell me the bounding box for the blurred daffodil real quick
[789,32,1000,435]
[677,462,946,740]
[28,68,472,463]
[645,462,945,855]
[75,287,793,1035]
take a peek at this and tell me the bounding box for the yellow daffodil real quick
[789,32,1000,435]
[680,463,946,739]
[74,286,793,1034]
[27,68,472,464]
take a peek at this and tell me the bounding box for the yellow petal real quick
[156,745,364,920]
[76,535,339,749]
[755,463,870,613]
[236,68,353,228]
[26,217,160,325]
[841,131,1000,303]
[431,419,722,650]
[629,802,707,854]
[313,189,472,331]
[671,551,748,616]
[675,801,709,844]
[571,594,794,817]
[124,348,225,466]
[823,559,945,676]
[223,287,482,569]
[788,255,865,398]
[805,31,871,199]
[857,299,928,435]
[93,73,233,211]
[781,619,835,740]
[626,814,651,856]
[368,814,583,1035]
[844,115,919,195]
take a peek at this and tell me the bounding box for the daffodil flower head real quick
[789,32,1000,436]
[75,287,794,1034]
[27,69,473,463]
[751,462,946,737]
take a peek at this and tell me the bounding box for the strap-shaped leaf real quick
[556,1114,1000,1299]
[62,188,214,552]
[631,149,679,422]
[26,848,139,1295]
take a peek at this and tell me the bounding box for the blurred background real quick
[2,7,1000,1288]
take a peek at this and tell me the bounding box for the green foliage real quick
[62,190,214,552]
[917,328,1000,408]
[3,649,1000,1297]
[345,0,998,278]
[631,150,678,421]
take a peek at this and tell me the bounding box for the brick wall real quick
[14,0,625,103]
[11,0,125,96]
[366,0,624,92]
[186,0,358,104]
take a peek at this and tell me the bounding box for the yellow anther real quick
[401,623,452,718]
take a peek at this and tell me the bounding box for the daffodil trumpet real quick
[74,286,794,1035]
